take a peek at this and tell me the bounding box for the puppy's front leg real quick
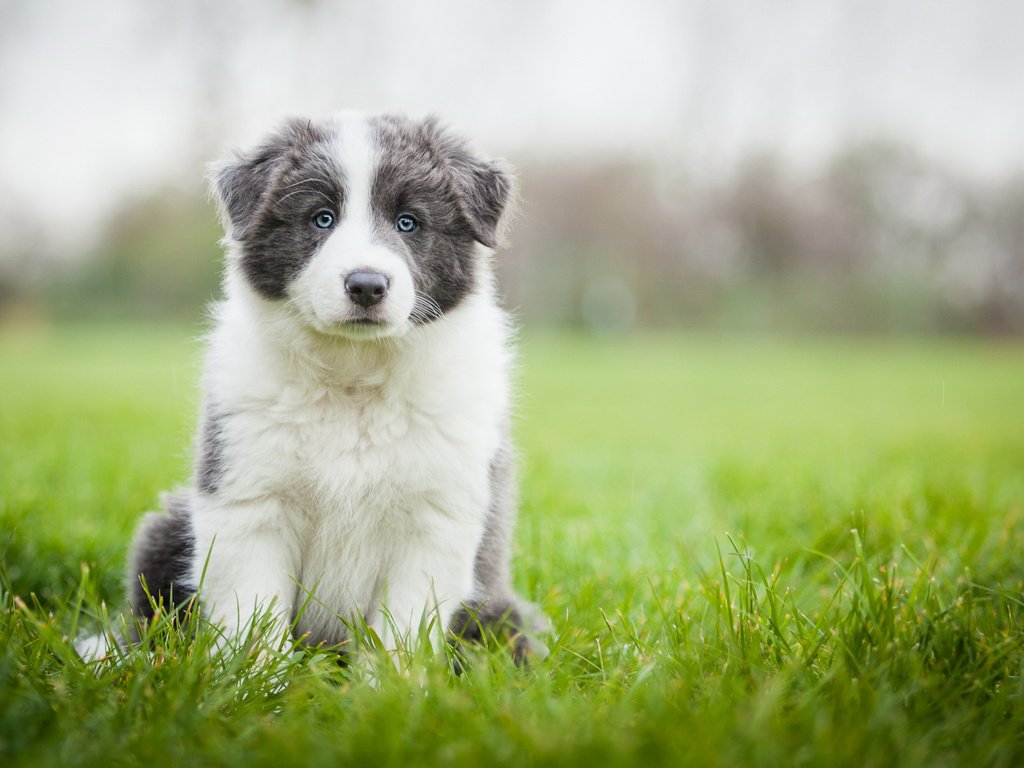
[372,514,482,654]
[191,497,300,647]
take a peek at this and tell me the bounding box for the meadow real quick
[2,324,1023,766]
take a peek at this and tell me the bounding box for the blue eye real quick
[395,214,418,233]
[313,210,335,229]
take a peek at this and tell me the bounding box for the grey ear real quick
[209,120,308,238]
[426,118,516,249]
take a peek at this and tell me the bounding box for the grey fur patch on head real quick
[425,118,516,251]
[370,114,516,317]
[211,119,344,299]
[370,115,515,248]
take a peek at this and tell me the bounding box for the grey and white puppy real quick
[77,112,544,663]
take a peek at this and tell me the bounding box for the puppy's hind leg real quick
[127,491,197,625]
[451,434,550,667]
[75,492,197,661]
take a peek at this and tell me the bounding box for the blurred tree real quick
[43,187,222,321]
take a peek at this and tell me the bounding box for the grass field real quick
[2,324,1023,767]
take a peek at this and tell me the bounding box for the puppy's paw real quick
[449,598,549,668]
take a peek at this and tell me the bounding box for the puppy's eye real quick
[395,214,418,233]
[312,210,335,229]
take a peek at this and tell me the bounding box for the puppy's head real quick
[212,112,514,339]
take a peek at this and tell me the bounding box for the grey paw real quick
[449,598,549,667]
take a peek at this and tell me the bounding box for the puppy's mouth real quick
[308,312,408,341]
[339,311,392,332]
[296,295,412,340]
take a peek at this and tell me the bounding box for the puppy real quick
[79,112,541,663]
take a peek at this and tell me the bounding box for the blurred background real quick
[2,0,1024,335]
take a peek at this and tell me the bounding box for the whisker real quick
[279,177,333,191]
[274,186,335,208]
[411,292,445,324]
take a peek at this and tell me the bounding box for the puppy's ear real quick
[425,118,516,249]
[209,119,308,239]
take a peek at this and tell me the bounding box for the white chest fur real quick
[189,283,513,647]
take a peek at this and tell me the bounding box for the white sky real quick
[2,0,1024,258]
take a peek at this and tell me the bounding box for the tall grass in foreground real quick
[2,326,1023,766]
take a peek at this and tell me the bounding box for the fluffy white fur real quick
[195,275,511,649]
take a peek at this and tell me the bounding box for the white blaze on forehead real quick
[285,110,416,338]
[331,111,377,229]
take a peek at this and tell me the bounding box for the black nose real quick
[344,271,389,308]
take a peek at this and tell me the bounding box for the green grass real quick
[2,324,1023,767]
